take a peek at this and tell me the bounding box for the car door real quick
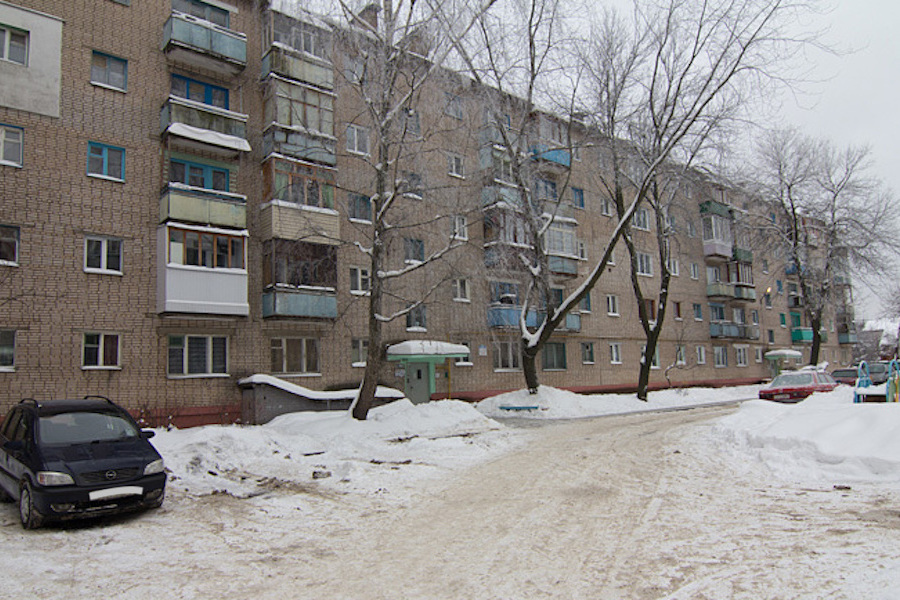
[0,408,22,496]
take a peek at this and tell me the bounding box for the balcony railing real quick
[706,282,735,298]
[703,239,733,260]
[162,12,247,74]
[791,327,814,343]
[838,332,858,344]
[733,285,757,301]
[549,255,578,276]
[487,305,540,328]
[262,44,333,90]
[530,144,571,168]
[733,247,753,263]
[262,127,336,166]
[262,287,337,319]
[161,97,250,154]
[160,184,246,229]
[258,201,340,245]
[709,322,759,339]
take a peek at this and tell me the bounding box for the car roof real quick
[18,397,124,417]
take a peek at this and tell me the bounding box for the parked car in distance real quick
[759,369,839,402]
[0,396,166,529]
[865,361,891,385]
[830,368,858,385]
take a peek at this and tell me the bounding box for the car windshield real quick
[770,372,814,387]
[869,364,888,374]
[832,370,856,378]
[38,411,140,445]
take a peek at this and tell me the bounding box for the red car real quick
[759,370,839,402]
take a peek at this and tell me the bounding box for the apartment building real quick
[0,0,856,423]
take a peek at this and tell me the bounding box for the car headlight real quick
[143,459,165,476]
[36,471,75,486]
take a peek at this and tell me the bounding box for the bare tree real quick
[753,128,900,365]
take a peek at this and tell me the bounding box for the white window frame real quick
[696,345,707,365]
[493,340,521,371]
[452,278,470,302]
[581,342,595,365]
[351,338,368,367]
[675,345,686,366]
[693,303,703,321]
[451,215,468,240]
[633,207,650,231]
[609,342,622,365]
[82,332,120,370]
[448,153,465,178]
[600,196,613,217]
[350,266,370,295]
[346,124,369,155]
[0,124,23,167]
[84,235,123,275]
[606,294,619,316]
[636,252,653,276]
[668,257,679,276]
[0,25,28,66]
[714,345,728,368]
[271,337,320,375]
[735,345,749,367]
[168,334,228,378]
[690,262,699,280]
[406,304,427,331]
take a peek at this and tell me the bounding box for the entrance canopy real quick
[764,349,802,360]
[387,340,470,362]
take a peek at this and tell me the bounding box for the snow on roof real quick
[387,340,470,357]
[166,123,252,153]
[238,374,403,401]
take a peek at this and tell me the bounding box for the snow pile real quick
[152,399,510,499]
[709,386,900,486]
[477,384,762,419]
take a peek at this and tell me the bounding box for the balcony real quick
[530,144,571,169]
[549,255,578,276]
[733,285,757,302]
[482,185,522,209]
[160,184,246,229]
[839,332,859,344]
[788,295,803,308]
[703,239,733,260]
[262,287,337,319]
[706,282,735,298]
[487,305,540,328]
[262,126,336,166]
[262,44,333,90]
[791,327,814,343]
[162,12,247,76]
[161,97,250,156]
[480,124,520,148]
[258,201,340,245]
[733,247,753,263]
[710,322,740,338]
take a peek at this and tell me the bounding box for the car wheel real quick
[19,481,44,530]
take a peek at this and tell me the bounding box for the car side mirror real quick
[140,430,155,440]
[3,440,24,452]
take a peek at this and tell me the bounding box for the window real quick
[762,259,769,273]
[571,187,584,209]
[535,178,558,202]
[271,78,334,136]
[492,153,514,184]
[168,334,227,376]
[264,240,336,289]
[351,338,368,366]
[444,93,463,120]
[690,262,699,280]
[709,303,726,322]
[600,196,613,217]
[493,340,521,370]
[451,215,468,240]
[606,294,619,316]
[542,342,567,370]
[751,309,759,325]
[271,338,319,374]
[0,330,15,370]
[776,280,784,293]
[0,24,28,65]
[168,227,245,269]
[173,0,229,27]
[768,329,775,343]
[91,51,127,91]
[454,342,473,366]
[673,301,682,320]
[85,236,122,274]
[693,303,702,321]
[404,238,424,263]
[755,347,764,363]
[707,265,721,283]
[400,171,424,197]
[632,207,650,230]
[636,252,653,276]
[171,74,228,109]
[87,142,124,181]
[780,313,787,327]
[0,124,23,167]
[668,258,679,276]
[579,292,592,313]
[609,342,622,365]
[546,222,577,257]
[714,346,728,368]
[346,124,369,155]
[733,307,746,325]
[452,278,470,302]
[448,153,465,177]
[581,342,595,364]
[0,224,17,266]
[82,333,120,369]
[736,346,748,367]
[491,281,520,305]
[642,345,660,369]
[764,292,772,308]
[402,109,421,138]
[644,299,657,322]
[350,266,370,294]
[271,160,335,209]
[170,159,229,192]
[348,193,372,222]
[675,345,686,365]
[687,221,696,238]
[272,14,330,59]
[576,240,587,260]
[697,345,706,365]
[406,305,426,330]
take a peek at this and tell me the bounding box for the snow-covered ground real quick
[4,382,900,598]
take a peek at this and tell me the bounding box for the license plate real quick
[773,393,790,400]
[89,486,143,501]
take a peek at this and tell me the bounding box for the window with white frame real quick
[610,342,622,364]
[448,153,465,177]
[0,24,28,66]
[454,341,473,366]
[714,345,728,367]
[735,345,748,367]
[346,124,369,155]
[451,215,468,240]
[404,238,424,264]
[687,220,696,238]
[546,222,577,257]
[452,278,470,301]
[576,240,587,260]
[271,13,330,60]
[0,225,19,265]
[349,266,370,294]
[675,345,686,365]
[600,196,613,217]
[0,329,14,370]
[1,124,23,167]
[606,294,619,316]
[542,342,567,370]
[709,303,726,322]
[581,342,595,364]
[85,235,122,274]
[697,345,707,365]
[632,207,650,230]
[668,257,680,276]
[493,340,521,370]
[168,334,227,376]
[492,153,514,184]
[755,347,763,363]
[406,304,426,330]
[351,338,368,366]
[693,303,702,321]
[90,51,127,91]
[690,262,699,280]
[271,337,320,374]
[642,345,660,369]
[636,252,653,276]
[82,333,120,369]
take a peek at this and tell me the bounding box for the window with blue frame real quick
[169,159,229,191]
[571,187,584,209]
[172,0,229,28]
[87,142,124,180]
[171,74,228,110]
[491,281,520,304]
[90,51,127,91]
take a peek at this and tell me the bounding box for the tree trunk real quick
[522,342,540,394]
[809,318,822,366]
